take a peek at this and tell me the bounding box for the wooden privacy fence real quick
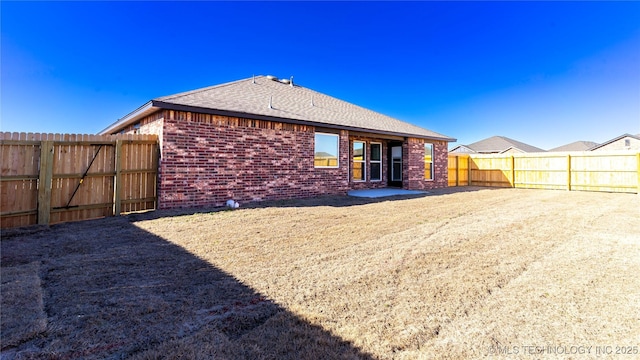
[449,152,640,194]
[1,132,158,228]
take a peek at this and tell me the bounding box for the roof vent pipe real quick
[290,76,294,87]
[269,96,273,109]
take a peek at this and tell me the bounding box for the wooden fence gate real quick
[1,132,158,228]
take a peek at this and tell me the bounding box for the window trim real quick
[370,142,382,182]
[314,132,340,168]
[352,140,366,182]
[424,143,434,181]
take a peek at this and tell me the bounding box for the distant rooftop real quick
[451,135,545,154]
[548,140,598,152]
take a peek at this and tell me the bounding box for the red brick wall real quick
[431,141,449,189]
[403,138,449,190]
[120,109,449,208]
[155,111,350,209]
[121,111,165,151]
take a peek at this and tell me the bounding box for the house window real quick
[370,142,382,181]
[314,133,339,168]
[425,143,434,180]
[352,141,366,181]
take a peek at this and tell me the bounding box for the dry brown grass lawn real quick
[0,261,47,349]
[1,187,639,359]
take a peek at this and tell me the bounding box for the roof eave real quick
[99,101,159,135]
[153,100,456,142]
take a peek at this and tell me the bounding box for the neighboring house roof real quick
[588,133,640,151]
[101,75,455,141]
[455,136,545,154]
[548,140,598,152]
[314,151,336,158]
[449,145,476,153]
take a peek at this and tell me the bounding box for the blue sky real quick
[2,1,639,150]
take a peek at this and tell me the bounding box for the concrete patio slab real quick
[347,188,428,198]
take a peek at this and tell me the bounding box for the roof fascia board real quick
[348,130,404,141]
[153,100,456,142]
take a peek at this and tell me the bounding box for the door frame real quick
[388,141,403,187]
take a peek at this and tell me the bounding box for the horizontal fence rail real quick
[1,132,159,228]
[448,152,640,194]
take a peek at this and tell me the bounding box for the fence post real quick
[113,139,123,216]
[637,152,640,195]
[467,155,472,186]
[510,155,515,188]
[37,141,54,225]
[153,142,160,209]
[455,155,460,186]
[567,154,572,191]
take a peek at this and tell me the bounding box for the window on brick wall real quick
[352,141,366,181]
[425,143,434,180]
[370,142,382,181]
[315,133,339,168]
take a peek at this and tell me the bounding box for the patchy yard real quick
[1,187,639,359]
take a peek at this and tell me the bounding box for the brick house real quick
[100,75,455,209]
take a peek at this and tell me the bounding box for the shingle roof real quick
[102,75,454,141]
[548,140,598,152]
[463,136,545,153]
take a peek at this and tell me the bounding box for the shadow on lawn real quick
[0,216,374,359]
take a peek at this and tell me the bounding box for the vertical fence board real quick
[455,155,459,187]
[114,140,122,215]
[567,155,571,191]
[510,155,515,187]
[37,141,54,225]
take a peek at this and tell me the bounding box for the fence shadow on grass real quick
[0,216,374,359]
